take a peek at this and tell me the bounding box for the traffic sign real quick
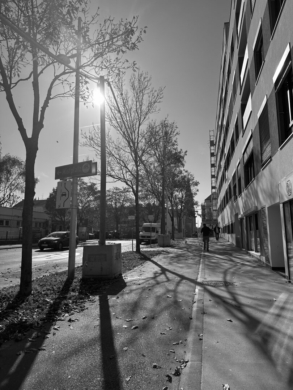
[55,161,97,180]
[128,216,135,220]
[56,180,72,209]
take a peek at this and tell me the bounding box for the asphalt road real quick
[0,240,136,289]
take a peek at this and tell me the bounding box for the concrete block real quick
[82,244,122,279]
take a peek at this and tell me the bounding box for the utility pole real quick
[161,128,166,234]
[68,17,82,279]
[99,76,106,246]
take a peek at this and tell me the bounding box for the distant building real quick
[0,205,49,241]
[214,0,293,278]
[201,194,217,228]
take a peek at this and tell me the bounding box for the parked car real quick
[38,231,79,251]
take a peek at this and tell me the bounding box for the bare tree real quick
[82,70,164,252]
[0,0,145,294]
[141,119,188,239]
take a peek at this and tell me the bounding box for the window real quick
[244,137,254,186]
[232,172,237,200]
[254,25,264,80]
[234,119,239,144]
[230,134,235,156]
[0,220,3,226]
[237,163,242,195]
[269,0,285,33]
[258,100,271,165]
[276,66,293,145]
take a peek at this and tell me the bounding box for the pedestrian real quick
[201,223,211,252]
[214,224,221,241]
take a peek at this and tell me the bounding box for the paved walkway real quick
[0,238,293,389]
[182,238,293,390]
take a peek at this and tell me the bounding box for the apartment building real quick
[214,0,293,280]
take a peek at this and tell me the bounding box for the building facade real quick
[215,0,293,279]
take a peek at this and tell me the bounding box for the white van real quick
[139,223,161,244]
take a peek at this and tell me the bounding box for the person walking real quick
[214,224,221,241]
[201,223,211,252]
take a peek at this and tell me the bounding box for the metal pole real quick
[161,128,166,234]
[68,17,82,279]
[99,76,106,246]
[132,227,133,252]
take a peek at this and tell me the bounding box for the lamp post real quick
[99,76,106,246]
[68,17,82,279]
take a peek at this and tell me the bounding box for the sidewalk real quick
[0,238,293,389]
[181,238,293,390]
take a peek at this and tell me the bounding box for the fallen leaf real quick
[227,319,233,322]
[173,342,179,345]
[123,325,128,328]
[125,319,133,322]
[123,347,128,351]
[152,363,161,369]
[173,366,181,376]
[160,332,166,335]
[126,376,131,382]
[169,349,175,353]
[142,315,147,319]
[167,295,172,298]
[131,325,138,330]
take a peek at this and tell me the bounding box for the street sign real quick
[128,216,135,220]
[56,180,72,209]
[55,161,97,180]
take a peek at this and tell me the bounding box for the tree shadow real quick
[0,277,74,390]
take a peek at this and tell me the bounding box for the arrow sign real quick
[56,180,72,209]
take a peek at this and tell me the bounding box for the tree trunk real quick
[135,169,140,253]
[20,140,38,295]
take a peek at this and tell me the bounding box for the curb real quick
[179,251,205,390]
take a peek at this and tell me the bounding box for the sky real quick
[0,0,231,209]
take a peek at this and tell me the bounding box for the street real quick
[0,240,136,289]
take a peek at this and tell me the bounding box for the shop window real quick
[258,98,271,165]
[276,66,293,145]
[253,23,264,81]
[237,163,242,195]
[244,137,254,187]
[269,0,286,34]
